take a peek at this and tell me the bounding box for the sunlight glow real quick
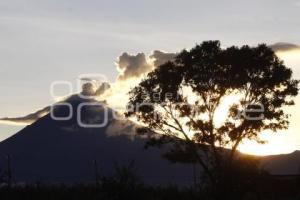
[214,94,240,127]
[0,120,29,126]
[238,50,300,155]
[238,131,296,156]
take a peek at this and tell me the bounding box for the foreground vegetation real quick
[0,172,300,200]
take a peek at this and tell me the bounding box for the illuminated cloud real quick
[95,82,111,96]
[80,77,111,96]
[0,81,111,125]
[2,49,176,126]
[0,106,50,125]
[117,52,153,81]
[108,50,177,111]
[116,50,176,81]
[269,42,300,52]
[105,116,137,139]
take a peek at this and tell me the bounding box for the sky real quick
[0,0,300,155]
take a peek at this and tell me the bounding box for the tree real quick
[125,41,299,196]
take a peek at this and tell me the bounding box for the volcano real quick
[1,95,299,186]
[0,95,194,185]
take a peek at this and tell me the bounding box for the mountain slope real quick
[0,95,194,185]
[1,95,299,185]
[260,150,300,175]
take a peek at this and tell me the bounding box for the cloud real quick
[116,52,153,81]
[0,106,50,125]
[150,50,177,67]
[81,82,96,96]
[95,82,111,96]
[0,81,111,126]
[105,49,177,111]
[2,49,175,126]
[269,42,300,52]
[116,50,176,81]
[105,114,137,139]
[81,81,111,97]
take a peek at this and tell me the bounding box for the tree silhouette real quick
[126,41,299,197]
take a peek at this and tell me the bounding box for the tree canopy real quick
[125,41,299,185]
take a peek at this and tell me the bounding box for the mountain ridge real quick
[0,95,299,185]
[0,95,194,185]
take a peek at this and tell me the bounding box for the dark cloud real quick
[81,82,111,97]
[0,106,50,125]
[81,82,96,96]
[117,52,152,80]
[150,50,177,67]
[269,42,300,52]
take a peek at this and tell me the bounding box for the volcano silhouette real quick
[0,95,194,185]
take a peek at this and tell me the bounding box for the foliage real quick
[126,41,299,191]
